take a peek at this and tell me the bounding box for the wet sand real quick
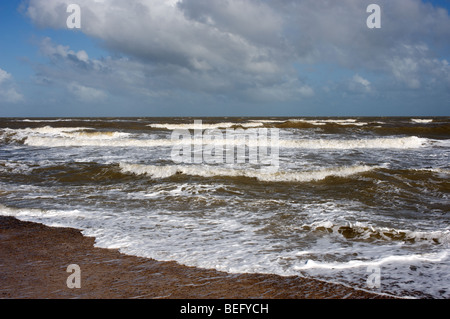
[0,216,390,299]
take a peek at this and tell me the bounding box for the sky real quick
[0,0,449,117]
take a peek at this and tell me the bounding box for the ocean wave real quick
[6,126,132,138]
[118,163,377,182]
[68,131,131,139]
[24,126,94,135]
[147,122,264,130]
[0,160,33,174]
[430,139,450,148]
[0,128,25,145]
[276,119,369,129]
[369,126,450,139]
[26,127,130,139]
[301,220,450,244]
[22,119,75,123]
[288,119,367,126]
[0,204,86,229]
[21,133,427,149]
[414,167,450,175]
[23,136,173,147]
[294,250,448,270]
[411,119,433,124]
[274,119,450,139]
[0,126,132,145]
[248,119,286,123]
[279,136,426,149]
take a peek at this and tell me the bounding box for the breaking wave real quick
[301,220,450,244]
[147,122,264,130]
[411,119,433,124]
[118,163,377,182]
[17,129,427,150]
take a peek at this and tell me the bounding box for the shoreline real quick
[0,216,391,299]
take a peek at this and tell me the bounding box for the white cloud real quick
[2,88,25,103]
[39,37,93,66]
[0,68,12,84]
[298,85,315,97]
[350,74,372,93]
[76,50,89,63]
[387,44,450,90]
[0,68,24,103]
[389,57,421,89]
[353,75,371,88]
[68,82,107,101]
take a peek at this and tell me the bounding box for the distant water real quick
[1,117,449,298]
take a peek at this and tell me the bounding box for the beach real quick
[0,216,388,299]
[1,117,449,299]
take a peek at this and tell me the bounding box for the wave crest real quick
[21,133,427,150]
[119,163,376,182]
[302,220,450,244]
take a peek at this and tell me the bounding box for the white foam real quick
[288,119,367,126]
[278,136,426,149]
[147,122,264,130]
[24,136,174,147]
[23,133,427,150]
[415,167,450,175]
[0,204,87,229]
[411,119,433,124]
[0,160,33,174]
[119,163,376,182]
[68,131,131,139]
[1,201,449,298]
[22,119,74,122]
[295,251,449,270]
[25,126,94,135]
[249,119,286,123]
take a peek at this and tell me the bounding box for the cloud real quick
[39,37,98,70]
[387,44,450,89]
[27,0,287,74]
[23,0,450,112]
[0,68,12,84]
[0,68,24,103]
[35,37,164,97]
[68,82,107,101]
[24,0,305,104]
[349,74,372,93]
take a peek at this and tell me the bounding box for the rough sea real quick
[1,117,449,298]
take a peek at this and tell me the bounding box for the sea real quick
[0,117,449,298]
